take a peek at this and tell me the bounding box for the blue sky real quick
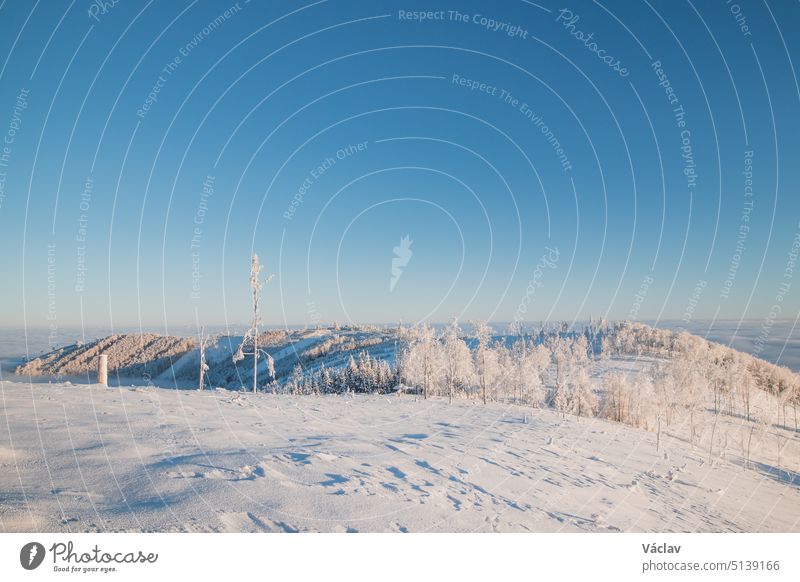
[0,0,798,330]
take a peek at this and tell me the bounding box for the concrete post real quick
[98,354,108,386]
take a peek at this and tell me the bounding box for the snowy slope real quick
[1,376,798,533]
[14,327,399,390]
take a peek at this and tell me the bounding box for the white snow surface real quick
[1,370,798,533]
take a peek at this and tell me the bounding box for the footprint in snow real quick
[166,470,202,479]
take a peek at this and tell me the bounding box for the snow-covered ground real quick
[2,373,798,533]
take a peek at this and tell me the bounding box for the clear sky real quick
[0,0,798,330]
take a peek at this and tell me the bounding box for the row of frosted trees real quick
[283,352,396,395]
[605,321,800,437]
[281,320,612,420]
[279,320,799,451]
[399,321,555,406]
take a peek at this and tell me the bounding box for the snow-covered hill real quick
[6,322,799,532]
[1,377,797,533]
[14,326,400,390]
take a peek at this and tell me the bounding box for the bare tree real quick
[197,326,215,391]
[233,253,274,393]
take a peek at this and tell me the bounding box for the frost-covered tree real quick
[442,319,473,404]
[652,360,677,427]
[502,338,548,406]
[403,323,441,398]
[527,343,551,406]
[665,342,708,449]
[790,379,800,431]
[345,355,359,393]
[599,372,629,424]
[630,374,655,430]
[394,322,410,390]
[507,338,527,404]
[493,343,513,402]
[549,336,572,410]
[614,323,639,356]
[471,320,498,404]
[197,326,216,391]
[570,366,597,418]
[319,364,333,394]
[233,253,274,393]
[287,363,304,395]
[599,370,653,430]
[551,334,594,417]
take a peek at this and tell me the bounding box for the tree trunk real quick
[709,413,718,463]
[253,332,258,394]
[656,415,661,453]
[423,352,428,400]
[481,351,487,405]
[745,391,750,422]
[198,329,206,391]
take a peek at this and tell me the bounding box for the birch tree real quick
[568,365,597,419]
[472,320,495,404]
[442,319,472,404]
[404,323,442,399]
